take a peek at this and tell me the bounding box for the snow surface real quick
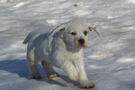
[0,0,135,90]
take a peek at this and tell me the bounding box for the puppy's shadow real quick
[0,59,79,87]
[60,74,80,87]
[0,59,29,78]
[39,75,79,87]
[39,77,67,87]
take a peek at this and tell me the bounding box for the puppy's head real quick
[48,19,100,51]
[63,20,89,48]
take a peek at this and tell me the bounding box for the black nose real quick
[78,38,85,45]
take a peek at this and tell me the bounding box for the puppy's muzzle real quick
[78,38,86,47]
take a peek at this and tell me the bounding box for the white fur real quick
[23,19,99,88]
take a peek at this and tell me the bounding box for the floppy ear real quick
[89,24,101,36]
[48,24,65,39]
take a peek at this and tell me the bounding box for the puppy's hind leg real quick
[27,51,41,79]
[41,61,59,78]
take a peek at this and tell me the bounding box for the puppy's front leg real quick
[74,60,95,88]
[58,60,79,82]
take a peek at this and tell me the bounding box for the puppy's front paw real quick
[80,80,95,88]
[68,72,79,82]
[70,75,79,82]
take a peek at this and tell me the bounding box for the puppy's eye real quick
[71,32,76,36]
[83,31,88,36]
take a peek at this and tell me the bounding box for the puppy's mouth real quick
[75,43,87,48]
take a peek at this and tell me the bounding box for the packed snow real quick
[0,0,135,90]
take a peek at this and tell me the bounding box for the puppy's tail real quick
[23,33,30,44]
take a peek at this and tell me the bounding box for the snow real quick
[0,0,135,90]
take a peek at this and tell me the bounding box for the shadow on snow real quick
[0,59,79,87]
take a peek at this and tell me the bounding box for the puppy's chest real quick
[61,52,82,61]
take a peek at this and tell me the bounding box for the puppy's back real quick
[23,30,48,44]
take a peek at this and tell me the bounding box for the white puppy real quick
[23,19,100,88]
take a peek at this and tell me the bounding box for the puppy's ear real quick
[48,24,65,39]
[89,24,101,36]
